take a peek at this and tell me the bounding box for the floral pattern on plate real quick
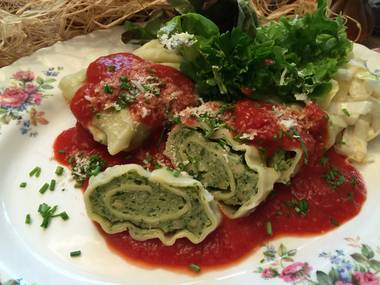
[0,67,62,136]
[256,237,380,284]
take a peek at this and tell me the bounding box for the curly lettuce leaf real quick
[158,0,352,102]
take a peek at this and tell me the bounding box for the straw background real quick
[0,0,324,67]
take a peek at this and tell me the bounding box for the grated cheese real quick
[239,132,256,141]
[279,118,298,129]
[159,32,197,50]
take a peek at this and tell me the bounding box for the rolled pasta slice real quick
[84,164,221,245]
[165,126,279,218]
[267,148,302,184]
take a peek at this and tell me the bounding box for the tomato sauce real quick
[70,53,198,128]
[53,125,366,272]
[54,54,366,273]
[233,99,328,164]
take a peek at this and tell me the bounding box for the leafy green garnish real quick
[38,203,69,229]
[285,198,309,216]
[158,0,351,103]
[69,153,107,187]
[121,11,170,44]
[322,167,346,189]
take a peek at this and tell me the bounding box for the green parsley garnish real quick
[350,176,358,188]
[19,182,27,188]
[58,149,66,155]
[114,92,135,111]
[330,217,340,227]
[49,179,56,191]
[286,198,309,216]
[172,169,181,177]
[103,84,113,94]
[29,166,41,177]
[55,166,64,176]
[198,113,225,138]
[106,65,116,72]
[70,250,81,257]
[188,263,201,273]
[25,214,31,225]
[69,153,107,187]
[347,191,354,202]
[342,108,350,117]
[266,221,273,236]
[320,156,329,166]
[39,183,50,194]
[119,76,132,90]
[322,167,346,189]
[38,203,69,229]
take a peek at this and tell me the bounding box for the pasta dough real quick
[84,164,221,245]
[165,125,279,218]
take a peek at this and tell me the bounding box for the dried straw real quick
[0,0,170,67]
[1,0,335,67]
[251,0,317,23]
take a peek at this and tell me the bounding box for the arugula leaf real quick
[121,12,169,44]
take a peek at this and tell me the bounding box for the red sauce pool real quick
[53,124,366,272]
[70,53,197,128]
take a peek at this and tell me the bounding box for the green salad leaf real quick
[158,0,352,102]
[121,11,170,44]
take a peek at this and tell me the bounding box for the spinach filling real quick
[88,170,213,236]
[168,127,259,207]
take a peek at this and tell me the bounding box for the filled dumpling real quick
[165,125,279,218]
[60,52,198,155]
[84,164,221,245]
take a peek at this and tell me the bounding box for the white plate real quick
[1,27,380,285]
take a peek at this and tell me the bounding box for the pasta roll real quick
[165,125,279,218]
[84,164,221,245]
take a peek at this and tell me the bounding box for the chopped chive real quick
[25,214,31,225]
[330,217,340,227]
[38,203,67,229]
[106,65,116,72]
[55,166,64,176]
[49,179,56,191]
[54,211,69,221]
[70,250,81,257]
[347,191,354,202]
[29,166,41,177]
[39,183,50,194]
[103,84,113,94]
[19,182,27,188]
[266,221,273,236]
[58,149,66,155]
[342,108,350,117]
[350,176,358,188]
[173,169,181,177]
[320,156,329,166]
[188,263,201,273]
[322,167,346,189]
